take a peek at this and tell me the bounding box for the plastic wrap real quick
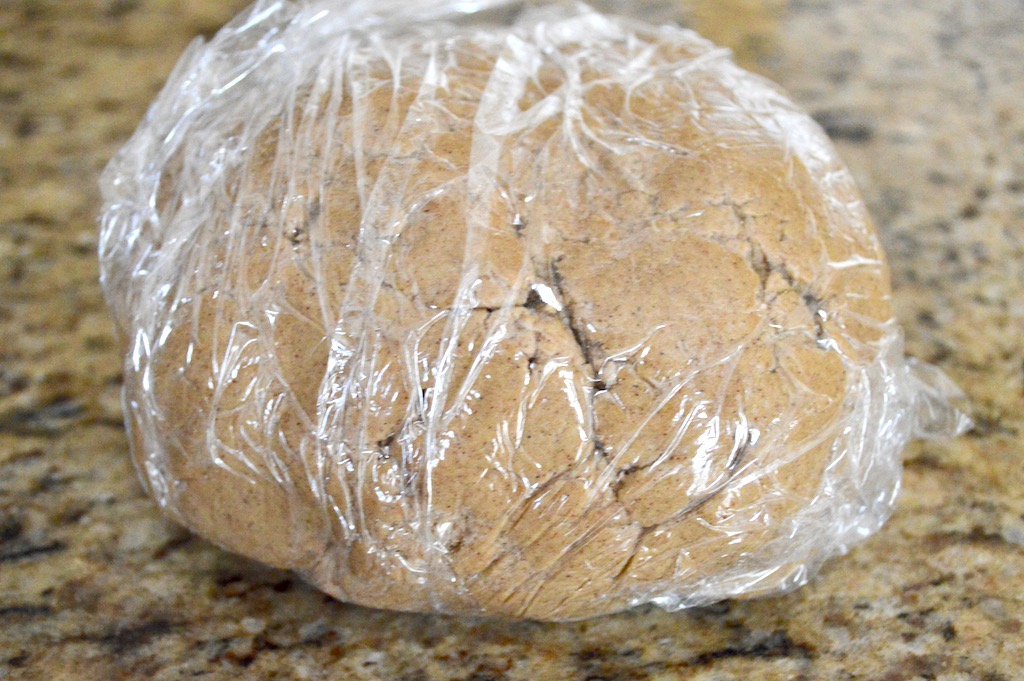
[98,0,970,620]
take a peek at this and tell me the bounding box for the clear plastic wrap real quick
[98,0,971,620]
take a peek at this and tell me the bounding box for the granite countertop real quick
[1,1,1022,679]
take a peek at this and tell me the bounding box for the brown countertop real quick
[1,1,1022,679]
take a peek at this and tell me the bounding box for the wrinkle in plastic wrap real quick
[98,0,970,620]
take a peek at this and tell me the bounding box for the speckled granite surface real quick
[1,1,1022,679]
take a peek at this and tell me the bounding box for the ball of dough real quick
[116,10,893,620]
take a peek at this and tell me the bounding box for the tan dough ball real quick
[109,7,898,620]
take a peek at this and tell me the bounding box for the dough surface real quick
[106,5,899,620]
